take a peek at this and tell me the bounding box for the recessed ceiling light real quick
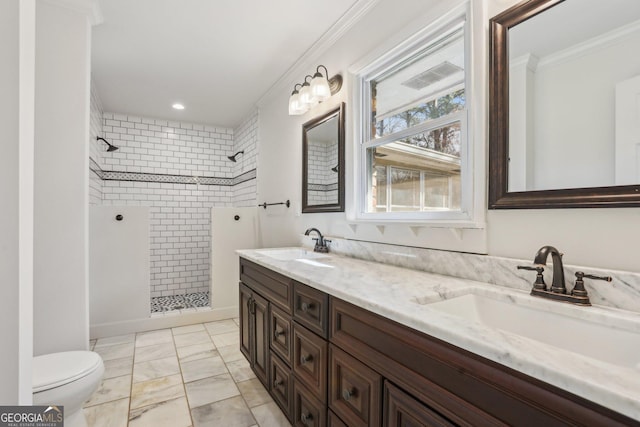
[172,103,185,110]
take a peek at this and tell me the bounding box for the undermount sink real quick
[421,290,640,369]
[255,248,329,261]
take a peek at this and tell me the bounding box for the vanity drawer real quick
[328,410,348,427]
[293,323,327,403]
[293,281,329,338]
[270,305,292,366]
[384,381,455,427]
[329,344,382,427]
[293,381,327,427]
[270,351,293,422]
[240,258,292,313]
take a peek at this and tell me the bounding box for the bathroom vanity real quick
[237,249,640,426]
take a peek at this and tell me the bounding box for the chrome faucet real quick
[517,245,612,306]
[304,228,330,253]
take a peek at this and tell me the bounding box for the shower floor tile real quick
[150,291,209,313]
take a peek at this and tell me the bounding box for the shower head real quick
[97,136,119,152]
[227,150,244,162]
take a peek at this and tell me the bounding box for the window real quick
[356,11,472,223]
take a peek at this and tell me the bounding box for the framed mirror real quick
[489,0,640,209]
[302,103,345,213]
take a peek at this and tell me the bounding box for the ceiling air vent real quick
[402,61,462,90]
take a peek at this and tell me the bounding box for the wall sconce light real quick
[288,65,342,116]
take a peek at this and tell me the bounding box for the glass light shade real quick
[299,84,313,106]
[288,92,307,115]
[310,75,331,102]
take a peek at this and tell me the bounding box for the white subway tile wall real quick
[94,110,259,299]
[307,138,338,205]
[231,108,259,207]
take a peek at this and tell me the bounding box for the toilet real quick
[33,351,105,427]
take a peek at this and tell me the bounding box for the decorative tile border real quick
[233,168,257,185]
[308,182,338,192]
[89,157,255,187]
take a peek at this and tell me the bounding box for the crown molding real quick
[256,0,381,108]
[40,0,103,25]
[537,18,640,69]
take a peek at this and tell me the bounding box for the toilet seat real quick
[33,351,102,393]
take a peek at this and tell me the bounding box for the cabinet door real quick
[328,410,348,427]
[253,291,270,388]
[293,281,328,338]
[384,381,455,427]
[239,282,252,361]
[329,344,382,427]
[293,323,327,403]
[293,381,327,427]
[270,351,293,422]
[270,304,293,366]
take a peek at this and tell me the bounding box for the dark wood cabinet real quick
[330,297,639,427]
[327,410,348,427]
[240,257,639,427]
[240,258,292,313]
[270,351,293,421]
[293,322,328,403]
[252,291,269,387]
[270,304,293,366]
[384,381,455,427]
[239,282,252,361]
[329,344,382,427]
[294,381,327,427]
[238,282,269,388]
[293,281,329,338]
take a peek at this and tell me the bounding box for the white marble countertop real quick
[237,247,640,420]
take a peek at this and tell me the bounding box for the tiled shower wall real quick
[232,108,259,207]
[307,138,338,205]
[90,106,259,298]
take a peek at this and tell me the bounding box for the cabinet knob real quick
[342,387,356,401]
[274,328,285,338]
[273,378,283,388]
[301,302,313,312]
[300,354,313,365]
[301,413,313,424]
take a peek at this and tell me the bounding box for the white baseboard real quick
[89,306,238,339]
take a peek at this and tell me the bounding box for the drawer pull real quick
[301,413,313,424]
[301,302,314,312]
[342,387,356,401]
[273,378,283,388]
[300,354,313,365]
[274,328,285,338]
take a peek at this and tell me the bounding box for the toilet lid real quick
[33,351,103,393]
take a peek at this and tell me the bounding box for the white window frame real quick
[350,3,477,226]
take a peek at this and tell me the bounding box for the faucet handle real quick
[517,265,546,291]
[572,271,612,298]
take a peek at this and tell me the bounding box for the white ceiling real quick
[92,0,359,127]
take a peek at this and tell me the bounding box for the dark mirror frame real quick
[488,0,640,209]
[302,102,345,213]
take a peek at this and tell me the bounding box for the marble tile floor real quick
[86,319,291,427]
